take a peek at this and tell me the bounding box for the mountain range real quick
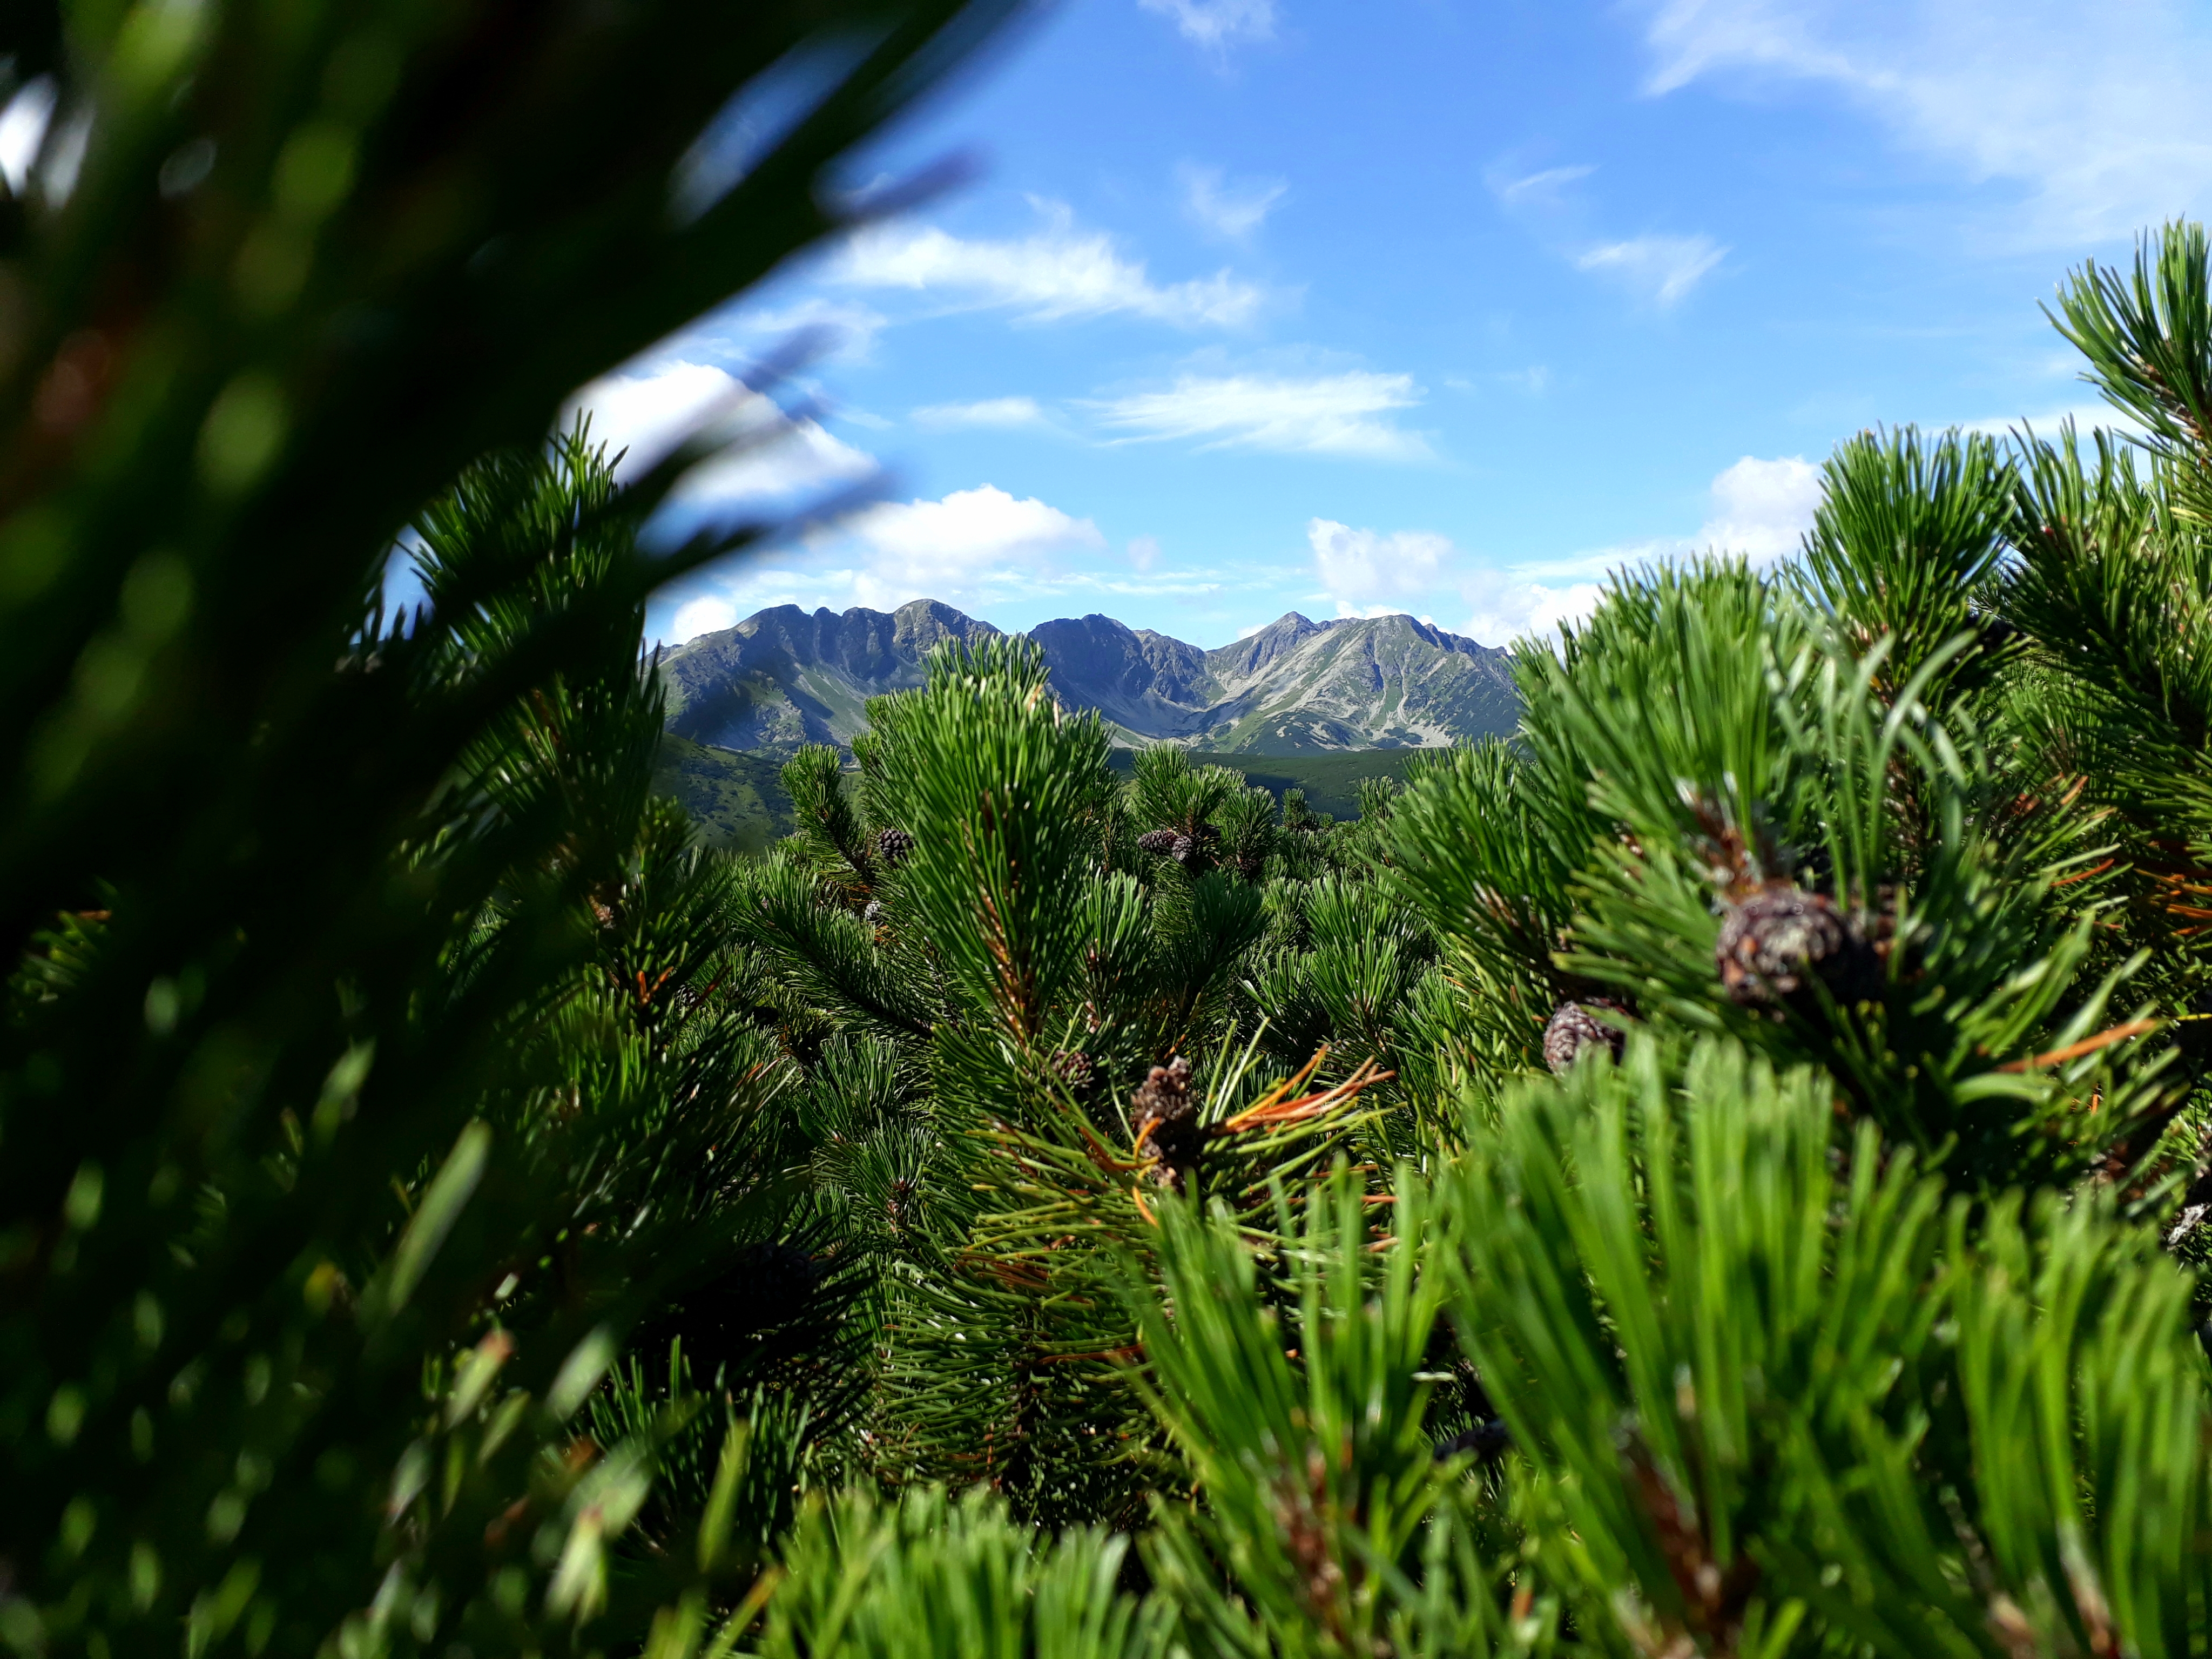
[657,598,1521,755]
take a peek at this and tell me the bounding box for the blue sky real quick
[599,0,2212,651]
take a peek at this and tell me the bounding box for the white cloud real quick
[670,596,739,641]
[1451,451,1823,644]
[1488,163,1597,206]
[1308,520,1455,610]
[1181,163,1289,239]
[1089,370,1431,460]
[835,207,1266,327]
[911,395,1050,430]
[840,484,1104,610]
[1461,571,1610,646]
[1697,454,1823,563]
[1128,534,1162,571]
[1290,448,1818,652]
[1139,0,1276,49]
[848,484,1099,562]
[648,485,1166,642]
[567,359,875,510]
[1637,0,2212,247]
[1575,234,1727,307]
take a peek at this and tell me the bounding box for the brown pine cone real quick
[1136,828,1179,855]
[1049,1048,1096,1090]
[1543,999,1629,1074]
[1169,833,1199,865]
[875,827,915,868]
[1715,886,1874,1007]
[1131,1055,1201,1192]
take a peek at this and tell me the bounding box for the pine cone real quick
[886,1175,917,1228]
[1049,1049,1096,1091]
[1543,999,1629,1074]
[1715,886,1874,1007]
[875,826,915,868]
[863,898,885,927]
[1131,1055,1201,1192]
[1169,833,1199,865]
[1136,828,1179,855]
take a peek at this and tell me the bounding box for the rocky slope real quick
[658,598,1519,754]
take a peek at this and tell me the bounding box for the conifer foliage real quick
[720,222,2212,1654]
[11,0,2212,1648]
[0,1,1021,1654]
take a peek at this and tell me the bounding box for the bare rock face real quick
[658,599,1004,750]
[658,601,1520,756]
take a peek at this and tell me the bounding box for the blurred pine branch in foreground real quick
[0,3,1019,1653]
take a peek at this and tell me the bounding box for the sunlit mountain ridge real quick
[658,597,1521,756]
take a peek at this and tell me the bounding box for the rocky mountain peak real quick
[658,599,1518,755]
[1206,611,1327,682]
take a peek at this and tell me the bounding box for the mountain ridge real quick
[658,597,1520,755]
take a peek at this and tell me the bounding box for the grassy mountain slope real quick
[651,734,797,852]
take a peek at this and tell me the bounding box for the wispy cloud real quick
[1487,162,1596,207]
[1575,234,1727,307]
[1180,163,1289,240]
[1139,0,1276,50]
[1486,155,1722,311]
[711,296,891,364]
[836,205,1266,327]
[1088,370,1431,459]
[1636,0,2212,247]
[911,396,1051,431]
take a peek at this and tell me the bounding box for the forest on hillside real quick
[655,738,1417,852]
[10,4,2212,1657]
